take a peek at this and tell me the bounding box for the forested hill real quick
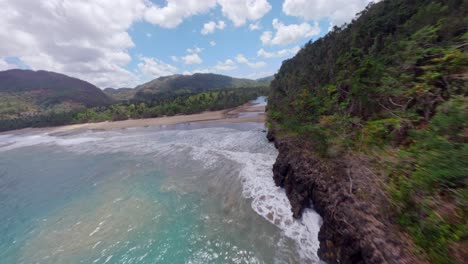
[256,75,274,84]
[134,73,261,99]
[268,0,466,263]
[0,69,112,107]
[0,69,112,119]
[0,69,269,131]
[104,87,135,101]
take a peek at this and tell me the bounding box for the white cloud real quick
[282,0,376,26]
[217,0,272,27]
[249,22,262,31]
[210,41,217,46]
[235,54,266,69]
[173,46,204,65]
[257,46,300,58]
[0,59,17,71]
[188,69,211,75]
[0,0,148,88]
[186,46,204,54]
[260,31,273,45]
[191,53,267,74]
[261,19,320,46]
[235,54,249,64]
[247,61,267,69]
[201,20,226,35]
[214,59,237,71]
[138,57,177,78]
[144,0,271,29]
[182,53,203,65]
[144,0,217,28]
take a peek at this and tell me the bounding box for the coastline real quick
[1,102,265,135]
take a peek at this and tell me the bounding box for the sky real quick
[0,0,376,88]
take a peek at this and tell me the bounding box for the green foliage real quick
[360,118,403,147]
[388,98,467,263]
[268,0,467,262]
[134,73,263,99]
[0,86,269,132]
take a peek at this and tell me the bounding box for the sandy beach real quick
[45,101,266,134]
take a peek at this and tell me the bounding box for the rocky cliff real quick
[267,129,423,263]
[266,0,466,262]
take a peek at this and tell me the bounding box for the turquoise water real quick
[0,119,322,263]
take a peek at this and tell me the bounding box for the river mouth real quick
[0,102,322,263]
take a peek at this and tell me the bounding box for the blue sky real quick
[0,0,375,88]
[128,2,329,80]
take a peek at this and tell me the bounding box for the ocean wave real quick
[1,126,322,262]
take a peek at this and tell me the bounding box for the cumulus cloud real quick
[182,53,203,65]
[177,46,204,65]
[0,0,148,87]
[261,19,320,46]
[235,54,266,69]
[257,46,300,58]
[201,20,226,35]
[210,41,217,46]
[144,0,217,28]
[138,57,177,78]
[144,0,271,28]
[249,22,262,31]
[283,0,376,26]
[218,0,272,27]
[214,59,237,71]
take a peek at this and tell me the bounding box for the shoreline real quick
[1,102,266,135]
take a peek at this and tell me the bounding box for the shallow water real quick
[0,118,322,263]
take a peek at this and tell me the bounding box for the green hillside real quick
[0,69,112,119]
[256,75,274,84]
[134,73,261,99]
[268,0,467,263]
[104,87,135,101]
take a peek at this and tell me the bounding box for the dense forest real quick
[268,0,466,263]
[0,86,268,132]
[134,73,262,98]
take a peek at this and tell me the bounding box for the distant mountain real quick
[0,69,112,118]
[134,73,262,99]
[256,75,274,84]
[104,87,135,101]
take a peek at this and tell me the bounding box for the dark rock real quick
[266,129,275,142]
[268,128,424,264]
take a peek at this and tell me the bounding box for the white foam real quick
[103,255,113,264]
[0,126,323,262]
[0,133,100,152]
[89,221,105,237]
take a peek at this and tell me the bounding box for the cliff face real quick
[268,130,422,263]
[266,0,466,262]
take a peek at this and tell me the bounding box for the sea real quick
[0,98,323,264]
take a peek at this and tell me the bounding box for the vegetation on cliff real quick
[268,0,467,263]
